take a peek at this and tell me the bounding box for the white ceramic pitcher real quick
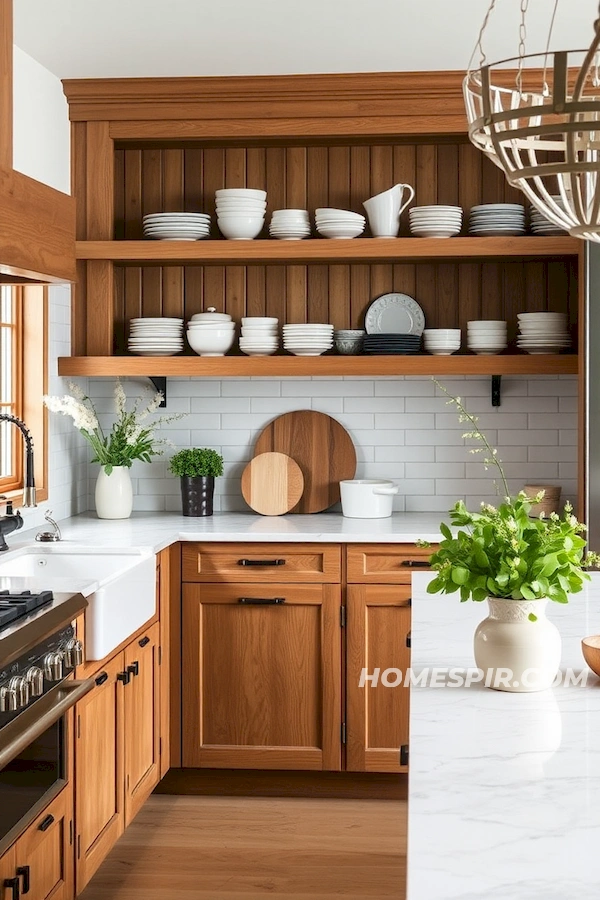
[363,183,415,237]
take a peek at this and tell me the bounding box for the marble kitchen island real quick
[409,571,600,900]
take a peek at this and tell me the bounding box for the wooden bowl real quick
[581,635,600,676]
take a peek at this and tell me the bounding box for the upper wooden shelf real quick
[75,236,580,267]
[58,354,578,378]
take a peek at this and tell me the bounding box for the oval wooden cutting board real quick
[241,452,305,516]
[253,410,357,513]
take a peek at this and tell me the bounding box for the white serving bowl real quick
[217,217,265,240]
[423,329,461,338]
[216,200,267,210]
[317,225,365,239]
[315,207,365,219]
[215,188,266,200]
[187,328,235,356]
[468,320,507,328]
[242,317,279,326]
[189,311,231,323]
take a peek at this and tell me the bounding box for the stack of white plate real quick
[530,197,569,235]
[409,206,462,238]
[215,188,267,240]
[269,209,311,241]
[315,209,365,239]
[468,204,526,236]
[283,323,334,356]
[128,317,184,356]
[186,308,236,357]
[239,317,280,356]
[467,320,508,355]
[423,328,461,356]
[142,213,211,241]
[517,312,571,354]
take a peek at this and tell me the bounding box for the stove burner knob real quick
[64,639,84,668]
[8,676,29,709]
[43,652,63,682]
[25,666,44,698]
[0,685,17,712]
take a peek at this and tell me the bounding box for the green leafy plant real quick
[169,448,224,478]
[43,380,184,475]
[418,381,600,609]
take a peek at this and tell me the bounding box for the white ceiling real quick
[13,0,596,80]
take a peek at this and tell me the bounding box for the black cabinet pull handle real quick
[117,670,130,685]
[128,661,139,677]
[238,558,286,567]
[400,560,430,568]
[95,672,108,686]
[238,597,286,605]
[138,636,150,647]
[38,814,54,832]
[3,877,19,900]
[16,867,29,895]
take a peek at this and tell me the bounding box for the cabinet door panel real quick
[182,542,341,583]
[346,585,411,772]
[123,622,160,826]
[16,787,73,900]
[183,583,342,770]
[0,847,16,900]
[75,653,124,893]
[347,543,437,584]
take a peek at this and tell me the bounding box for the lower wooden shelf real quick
[57,354,579,378]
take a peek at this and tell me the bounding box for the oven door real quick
[0,680,93,853]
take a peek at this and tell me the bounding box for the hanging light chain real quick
[516,0,530,94]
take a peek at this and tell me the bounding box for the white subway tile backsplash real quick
[80,375,578,515]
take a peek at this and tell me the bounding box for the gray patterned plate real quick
[364,293,426,336]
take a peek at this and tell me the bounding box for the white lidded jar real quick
[95,466,133,520]
[340,479,399,518]
[473,597,561,692]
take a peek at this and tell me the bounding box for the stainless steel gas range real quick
[0,586,92,858]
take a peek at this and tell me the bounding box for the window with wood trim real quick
[0,284,48,503]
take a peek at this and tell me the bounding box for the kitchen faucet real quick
[0,414,37,552]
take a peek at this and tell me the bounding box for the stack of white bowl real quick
[142,212,211,241]
[239,317,280,356]
[283,323,334,356]
[530,197,569,235]
[186,308,236,357]
[215,189,266,240]
[315,209,365,239]
[409,206,462,238]
[269,209,311,241]
[423,328,461,356]
[517,312,571,354]
[467,320,508,355]
[468,204,526,236]
[128,317,184,356]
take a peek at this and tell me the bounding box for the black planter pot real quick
[180,476,215,517]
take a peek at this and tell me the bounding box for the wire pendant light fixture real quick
[464,0,600,241]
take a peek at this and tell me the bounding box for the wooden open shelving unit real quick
[75,236,579,266]
[57,354,578,378]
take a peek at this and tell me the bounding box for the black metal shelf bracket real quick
[491,375,501,407]
[148,377,167,408]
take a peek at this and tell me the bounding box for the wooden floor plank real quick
[80,795,406,899]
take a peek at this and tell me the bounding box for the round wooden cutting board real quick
[253,410,357,514]
[241,452,305,516]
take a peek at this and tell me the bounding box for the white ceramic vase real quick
[473,598,561,693]
[95,466,133,520]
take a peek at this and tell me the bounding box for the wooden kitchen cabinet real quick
[182,542,341,583]
[123,622,160,826]
[182,582,342,771]
[346,543,438,584]
[346,585,412,773]
[75,653,124,892]
[0,847,17,900]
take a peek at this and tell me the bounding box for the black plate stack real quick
[362,334,422,355]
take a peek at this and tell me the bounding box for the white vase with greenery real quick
[419,382,599,693]
[44,380,184,520]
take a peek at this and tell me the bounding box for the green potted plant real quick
[169,448,224,517]
[418,382,599,693]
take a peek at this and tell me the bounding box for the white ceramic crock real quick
[95,466,133,519]
[473,597,562,692]
[340,479,399,518]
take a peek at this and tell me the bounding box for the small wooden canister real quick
[523,484,562,517]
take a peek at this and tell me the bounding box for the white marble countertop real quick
[9,510,446,556]
[409,571,600,900]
